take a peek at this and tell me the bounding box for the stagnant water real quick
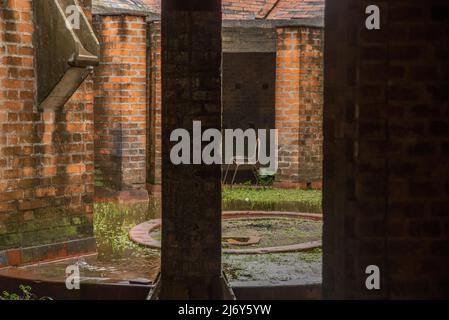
[0,197,322,286]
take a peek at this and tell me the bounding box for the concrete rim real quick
[129,211,323,254]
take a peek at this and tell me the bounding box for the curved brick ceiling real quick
[92,0,324,20]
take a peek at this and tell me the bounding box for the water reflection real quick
[0,198,162,284]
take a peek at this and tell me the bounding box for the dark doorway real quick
[222,52,276,184]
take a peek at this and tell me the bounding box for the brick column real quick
[157,0,230,299]
[274,26,323,189]
[323,0,449,299]
[93,14,148,203]
[146,21,162,194]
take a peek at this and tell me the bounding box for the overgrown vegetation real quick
[222,188,321,203]
[223,249,322,282]
[222,188,322,213]
[0,285,50,300]
[93,202,160,260]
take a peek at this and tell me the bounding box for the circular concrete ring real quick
[129,211,323,254]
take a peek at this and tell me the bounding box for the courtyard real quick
[1,0,448,302]
[0,187,323,299]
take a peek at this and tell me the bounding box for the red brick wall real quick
[93,14,148,196]
[275,26,323,188]
[147,21,161,188]
[0,0,95,259]
[323,0,449,299]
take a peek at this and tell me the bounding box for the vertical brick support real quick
[0,3,5,147]
[275,26,323,189]
[323,0,449,299]
[159,0,226,299]
[147,21,162,192]
[323,0,376,299]
[0,0,95,261]
[93,14,148,202]
[384,0,449,299]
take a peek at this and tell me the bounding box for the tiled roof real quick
[222,0,269,20]
[266,0,324,19]
[93,0,149,14]
[141,0,160,13]
[93,0,324,20]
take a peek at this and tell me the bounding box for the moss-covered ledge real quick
[0,237,96,268]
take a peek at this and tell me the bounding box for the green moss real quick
[0,210,93,250]
[71,217,82,225]
[0,233,23,249]
[223,250,323,282]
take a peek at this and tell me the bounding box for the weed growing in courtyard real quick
[93,201,160,260]
[0,285,50,300]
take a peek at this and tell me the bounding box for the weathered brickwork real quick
[95,3,325,189]
[323,0,449,299]
[275,26,323,188]
[222,26,276,53]
[159,1,226,299]
[0,0,95,258]
[146,23,324,187]
[146,21,161,189]
[93,14,148,197]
